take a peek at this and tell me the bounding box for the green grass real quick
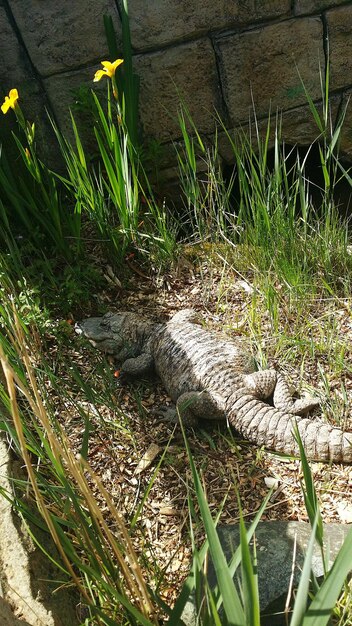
[0,45,351,625]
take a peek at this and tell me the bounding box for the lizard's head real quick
[75,312,139,356]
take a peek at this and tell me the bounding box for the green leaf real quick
[297,67,324,134]
[239,507,260,626]
[290,516,319,626]
[167,498,225,625]
[214,489,273,612]
[302,527,352,626]
[292,421,324,550]
[181,424,246,626]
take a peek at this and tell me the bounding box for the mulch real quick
[44,249,352,607]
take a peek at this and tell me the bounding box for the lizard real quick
[76,309,352,463]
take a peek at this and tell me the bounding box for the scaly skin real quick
[77,309,352,463]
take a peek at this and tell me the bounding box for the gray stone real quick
[181,598,197,626]
[214,521,350,610]
[135,38,221,142]
[0,436,79,625]
[182,521,351,626]
[43,65,106,149]
[294,0,347,15]
[7,0,122,76]
[327,5,352,92]
[128,0,291,51]
[0,7,29,85]
[218,17,324,126]
[339,92,352,160]
[0,596,31,626]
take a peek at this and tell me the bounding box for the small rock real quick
[181,521,350,625]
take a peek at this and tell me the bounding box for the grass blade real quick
[292,421,324,550]
[239,506,260,626]
[302,527,352,626]
[181,422,246,626]
[290,517,319,626]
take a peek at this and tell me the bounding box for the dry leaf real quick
[269,484,285,502]
[237,279,254,294]
[142,393,155,406]
[135,443,163,475]
[264,477,279,489]
[159,506,178,516]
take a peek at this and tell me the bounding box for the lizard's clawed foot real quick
[155,406,179,424]
[156,405,198,428]
[287,395,321,416]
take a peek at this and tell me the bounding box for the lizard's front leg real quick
[120,353,154,378]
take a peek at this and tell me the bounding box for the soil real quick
[47,248,352,610]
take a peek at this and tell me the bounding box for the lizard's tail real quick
[227,391,352,463]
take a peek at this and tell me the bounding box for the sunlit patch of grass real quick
[333,579,352,626]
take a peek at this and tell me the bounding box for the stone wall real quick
[1,0,352,176]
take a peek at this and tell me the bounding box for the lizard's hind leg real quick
[243,370,277,400]
[159,391,224,427]
[176,391,225,426]
[273,373,320,416]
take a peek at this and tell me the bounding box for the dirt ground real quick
[51,252,352,606]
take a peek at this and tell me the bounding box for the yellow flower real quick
[1,88,19,114]
[93,59,123,82]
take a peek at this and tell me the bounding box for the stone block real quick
[0,8,58,165]
[43,66,104,148]
[216,522,349,610]
[339,92,352,159]
[217,97,341,163]
[135,38,220,142]
[327,5,352,91]
[0,6,28,84]
[218,17,324,126]
[294,0,347,15]
[7,0,122,77]
[128,0,291,51]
